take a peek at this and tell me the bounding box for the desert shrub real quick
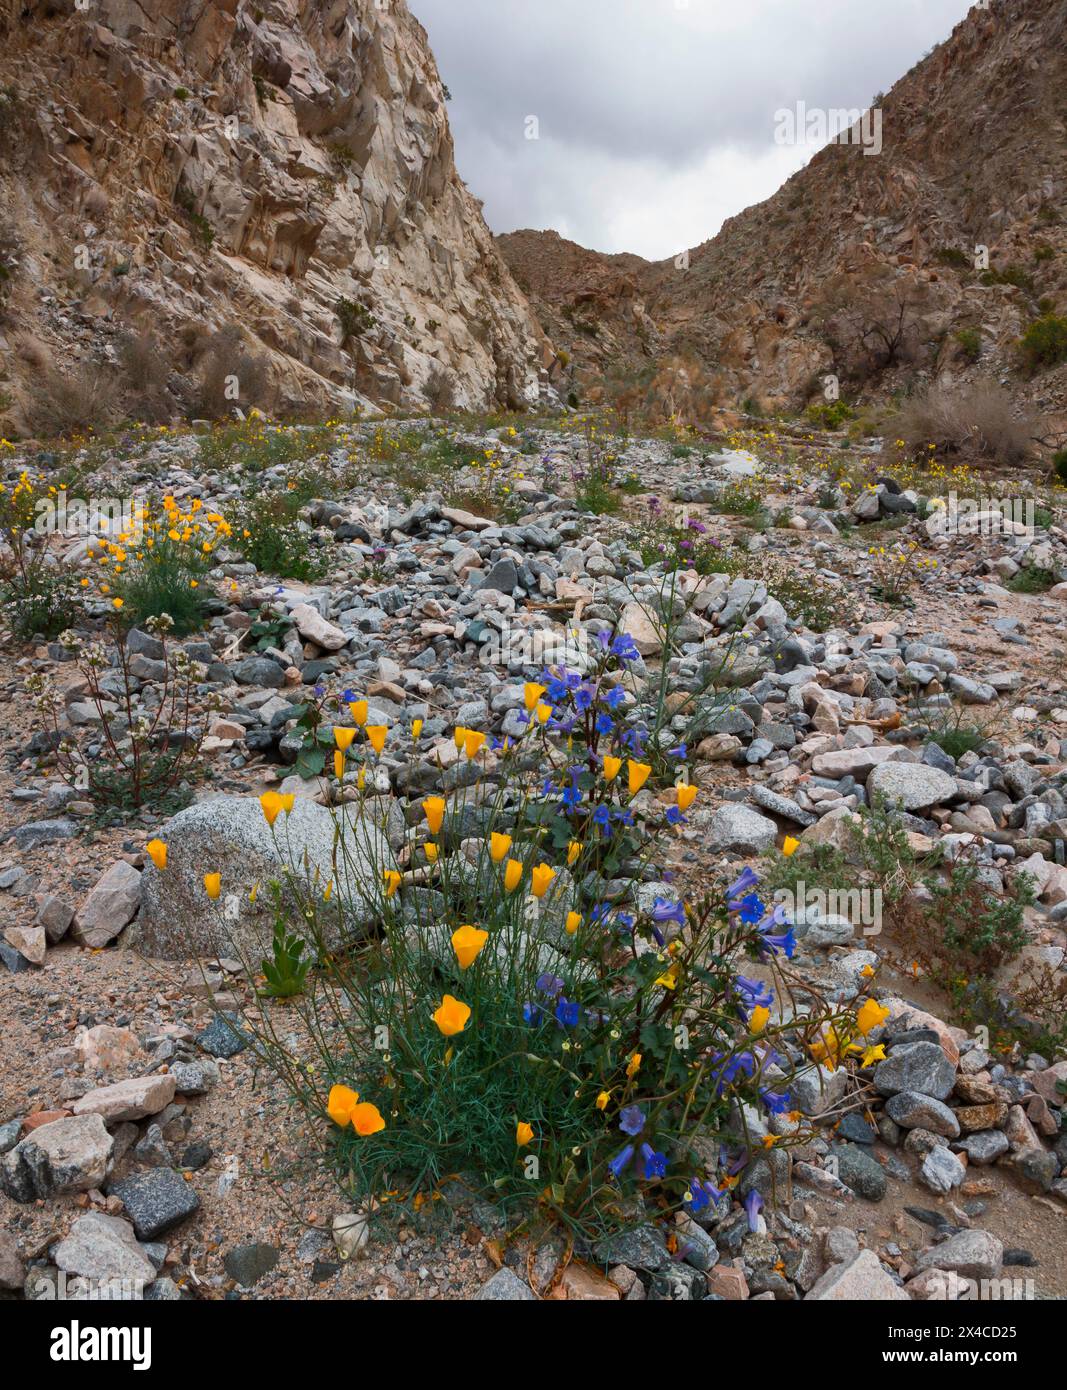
[953,327,982,362]
[805,398,852,430]
[103,496,227,634]
[117,328,173,424]
[1006,566,1057,594]
[893,381,1032,466]
[1020,314,1067,371]
[25,359,120,439]
[231,491,329,582]
[424,366,456,415]
[934,247,971,271]
[194,325,268,420]
[182,635,874,1247]
[336,296,375,346]
[0,468,84,638]
[27,612,214,814]
[1052,448,1067,484]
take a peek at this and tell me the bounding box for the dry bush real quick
[116,327,173,424]
[25,359,120,439]
[424,365,456,415]
[194,324,268,419]
[894,381,1034,467]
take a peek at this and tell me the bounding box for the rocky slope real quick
[499,0,1067,424]
[0,0,549,426]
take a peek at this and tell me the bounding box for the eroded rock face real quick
[0,0,547,420]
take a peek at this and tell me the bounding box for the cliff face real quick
[0,0,548,424]
[499,0,1067,421]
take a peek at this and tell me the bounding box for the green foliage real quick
[336,296,375,345]
[260,908,312,999]
[232,492,329,582]
[954,327,982,362]
[935,247,971,271]
[1020,314,1067,370]
[1,565,82,640]
[1007,566,1057,594]
[1053,448,1067,484]
[805,398,852,430]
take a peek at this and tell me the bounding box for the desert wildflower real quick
[602,755,622,782]
[334,726,356,752]
[503,858,524,892]
[334,749,345,780]
[676,783,698,812]
[349,699,368,726]
[595,1091,610,1111]
[490,832,512,862]
[203,872,221,900]
[412,718,423,739]
[530,863,556,898]
[259,791,284,826]
[515,1122,534,1147]
[626,1052,642,1078]
[327,1084,360,1127]
[366,725,387,754]
[145,839,167,871]
[857,998,890,1036]
[432,994,471,1037]
[524,682,547,710]
[463,729,486,759]
[279,793,295,815]
[424,842,439,863]
[627,760,651,795]
[535,702,552,725]
[749,1005,770,1034]
[423,796,446,835]
[565,910,581,935]
[350,1102,386,1136]
[451,924,489,970]
[566,839,582,866]
[783,836,800,856]
[383,870,402,899]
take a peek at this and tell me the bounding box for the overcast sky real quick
[411,0,975,261]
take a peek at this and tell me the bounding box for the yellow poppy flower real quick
[203,873,221,900]
[602,755,622,782]
[566,840,582,866]
[351,1102,386,1136]
[334,726,356,752]
[259,791,283,826]
[424,842,439,863]
[349,700,368,727]
[515,1122,534,1147]
[503,859,524,893]
[432,994,471,1037]
[145,839,167,871]
[327,1084,360,1127]
[524,682,547,711]
[749,1005,770,1034]
[423,796,446,835]
[595,1091,610,1111]
[453,725,469,749]
[530,863,556,899]
[279,793,295,815]
[383,870,402,899]
[676,784,698,812]
[782,836,800,857]
[627,760,651,795]
[366,725,387,754]
[490,832,512,863]
[451,924,489,970]
[463,730,486,759]
[334,749,346,780]
[412,718,423,739]
[626,1053,642,1078]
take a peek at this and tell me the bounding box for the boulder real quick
[0,1114,114,1202]
[72,1074,176,1123]
[805,1249,908,1301]
[71,861,142,948]
[867,762,958,813]
[137,795,389,959]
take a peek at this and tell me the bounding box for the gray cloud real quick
[411,0,975,259]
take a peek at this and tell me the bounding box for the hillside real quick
[498,0,1067,427]
[0,0,549,431]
